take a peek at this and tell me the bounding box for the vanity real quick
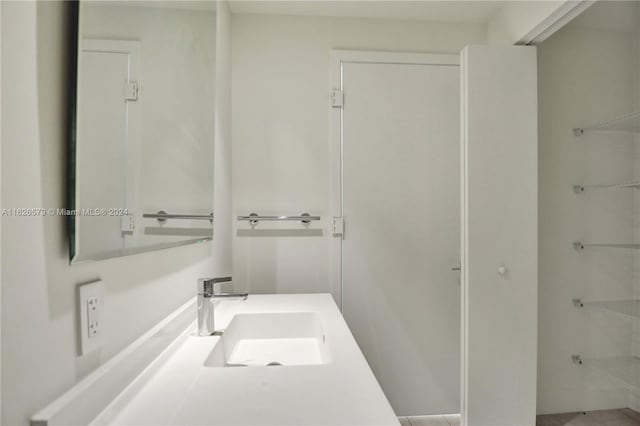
[32,294,399,426]
[26,2,396,424]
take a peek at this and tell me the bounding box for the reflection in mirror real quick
[72,1,216,262]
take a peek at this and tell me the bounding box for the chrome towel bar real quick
[143,211,213,224]
[237,212,320,225]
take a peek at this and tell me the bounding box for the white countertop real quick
[92,294,399,426]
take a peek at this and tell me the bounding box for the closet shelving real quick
[573,298,640,319]
[571,112,640,390]
[573,112,640,247]
[573,111,640,135]
[573,181,640,193]
[571,355,640,391]
[573,242,640,250]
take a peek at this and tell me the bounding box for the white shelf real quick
[574,181,640,193]
[574,111,640,135]
[581,300,640,319]
[585,356,640,390]
[574,242,640,250]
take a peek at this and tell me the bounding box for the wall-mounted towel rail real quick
[143,211,213,224]
[237,212,320,225]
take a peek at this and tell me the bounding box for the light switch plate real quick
[77,279,104,355]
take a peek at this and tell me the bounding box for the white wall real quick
[0,2,3,423]
[537,6,637,414]
[231,13,486,295]
[633,5,640,414]
[0,2,217,425]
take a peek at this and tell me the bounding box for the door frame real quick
[329,49,459,313]
[330,50,462,415]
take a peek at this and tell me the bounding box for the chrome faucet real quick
[197,277,248,336]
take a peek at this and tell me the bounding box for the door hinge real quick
[331,89,343,108]
[120,214,135,233]
[333,216,344,236]
[124,81,138,101]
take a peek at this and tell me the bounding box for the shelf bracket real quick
[571,355,583,365]
[572,298,584,308]
[573,241,584,251]
[573,185,585,194]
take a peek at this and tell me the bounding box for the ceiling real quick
[98,1,505,24]
[228,1,503,24]
[97,1,218,12]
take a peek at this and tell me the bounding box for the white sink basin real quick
[204,312,330,367]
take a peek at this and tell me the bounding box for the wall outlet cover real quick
[77,279,104,356]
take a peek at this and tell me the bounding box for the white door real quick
[334,52,460,415]
[75,40,138,260]
[460,45,538,426]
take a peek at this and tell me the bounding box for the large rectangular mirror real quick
[71,1,216,262]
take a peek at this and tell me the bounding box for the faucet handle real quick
[197,277,232,295]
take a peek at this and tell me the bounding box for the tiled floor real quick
[398,409,640,426]
[536,409,640,426]
[398,414,460,426]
